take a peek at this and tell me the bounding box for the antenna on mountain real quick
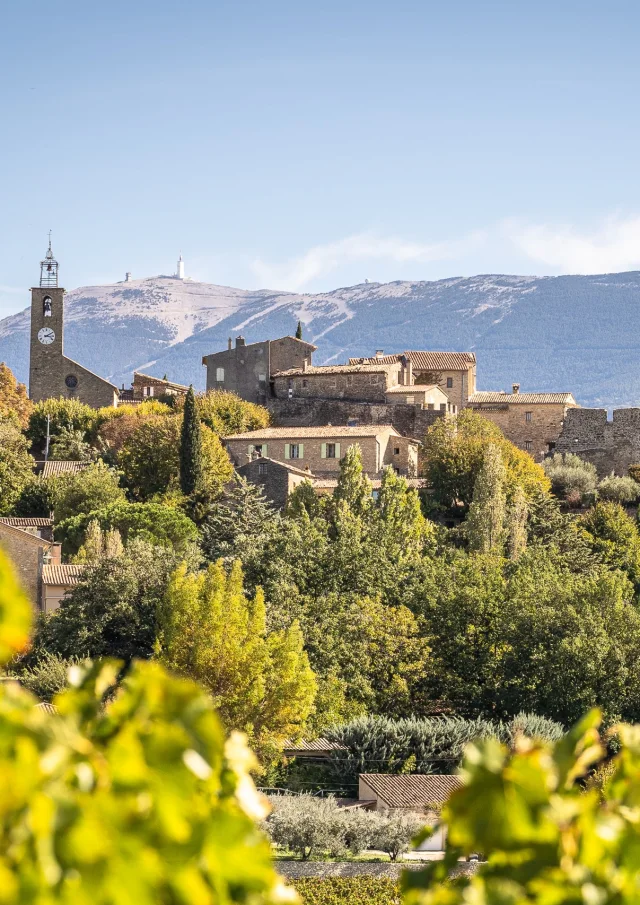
[176,253,185,280]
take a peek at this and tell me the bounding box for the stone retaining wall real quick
[277,860,479,879]
[555,407,640,476]
[268,398,443,441]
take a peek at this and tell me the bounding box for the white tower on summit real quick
[176,253,185,280]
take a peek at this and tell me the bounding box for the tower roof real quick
[39,232,59,288]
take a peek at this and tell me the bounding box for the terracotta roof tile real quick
[282,738,347,756]
[0,517,53,528]
[237,458,315,478]
[350,352,476,370]
[359,773,462,807]
[273,363,399,377]
[469,392,577,405]
[41,564,86,587]
[226,425,403,440]
[41,461,91,479]
[384,384,441,394]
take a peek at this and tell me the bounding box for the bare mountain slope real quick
[2,272,640,408]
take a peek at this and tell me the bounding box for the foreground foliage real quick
[403,709,640,905]
[293,878,399,905]
[0,547,286,905]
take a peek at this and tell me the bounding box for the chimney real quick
[236,336,246,347]
[228,337,232,350]
[405,359,413,386]
[512,383,520,395]
[375,349,384,359]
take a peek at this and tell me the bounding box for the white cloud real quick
[507,215,640,275]
[251,230,487,291]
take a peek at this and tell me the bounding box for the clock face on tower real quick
[37,327,55,345]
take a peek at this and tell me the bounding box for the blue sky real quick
[2,0,640,316]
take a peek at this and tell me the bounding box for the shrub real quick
[27,397,96,449]
[266,794,343,860]
[373,812,425,861]
[175,389,270,436]
[597,474,640,504]
[628,464,640,485]
[293,878,399,905]
[543,452,598,499]
[53,461,126,523]
[13,651,77,701]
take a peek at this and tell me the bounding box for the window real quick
[440,403,447,410]
[43,296,52,317]
[427,403,434,410]
[216,367,224,381]
[258,462,268,476]
[65,374,78,389]
[143,385,154,397]
[253,444,264,456]
[290,444,301,459]
[302,379,308,388]
[525,411,532,422]
[321,442,341,459]
[446,377,453,388]
[326,443,337,458]
[393,447,400,456]
[525,441,532,452]
[347,418,358,427]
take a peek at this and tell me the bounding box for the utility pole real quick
[44,415,51,462]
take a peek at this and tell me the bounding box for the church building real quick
[29,239,119,408]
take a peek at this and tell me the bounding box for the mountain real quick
[2,271,640,409]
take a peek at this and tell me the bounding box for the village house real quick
[236,457,313,510]
[202,334,317,404]
[272,361,407,404]
[384,382,452,411]
[467,384,579,461]
[224,425,419,478]
[350,351,477,410]
[40,563,86,613]
[0,520,61,611]
[118,372,189,403]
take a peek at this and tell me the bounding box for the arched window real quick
[43,296,52,317]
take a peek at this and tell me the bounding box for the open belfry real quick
[29,237,119,407]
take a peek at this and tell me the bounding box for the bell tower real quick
[29,234,65,403]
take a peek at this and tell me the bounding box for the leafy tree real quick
[175,390,270,436]
[0,552,280,905]
[376,467,433,561]
[506,484,528,559]
[13,651,77,701]
[465,444,506,553]
[0,419,36,515]
[94,400,173,458]
[53,461,126,523]
[373,812,425,861]
[55,501,199,555]
[402,711,640,905]
[200,475,280,569]
[12,475,59,517]
[49,424,95,461]
[543,451,598,499]
[332,444,373,517]
[27,397,96,450]
[119,414,232,501]
[158,560,316,763]
[526,487,596,574]
[33,539,188,661]
[423,409,550,510]
[265,794,344,860]
[295,319,303,339]
[285,479,322,519]
[0,362,33,427]
[180,385,203,495]
[597,473,640,504]
[581,501,640,593]
[72,519,124,563]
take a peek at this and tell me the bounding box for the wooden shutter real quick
[335,442,341,459]
[284,443,290,460]
[321,443,327,458]
[262,444,268,458]
[299,443,304,459]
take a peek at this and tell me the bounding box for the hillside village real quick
[4,244,640,864]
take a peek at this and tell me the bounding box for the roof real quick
[350,351,476,371]
[384,384,443,395]
[41,564,86,587]
[469,391,578,405]
[282,738,347,757]
[0,521,53,548]
[40,460,91,480]
[133,371,189,391]
[0,517,53,528]
[62,355,119,393]
[225,425,403,441]
[274,363,399,378]
[359,774,463,807]
[237,458,315,479]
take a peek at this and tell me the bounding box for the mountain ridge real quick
[2,271,640,409]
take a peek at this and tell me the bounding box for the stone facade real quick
[202,335,317,404]
[384,384,451,411]
[131,372,189,400]
[224,426,419,478]
[273,363,404,404]
[0,522,61,609]
[468,388,578,462]
[29,285,119,407]
[268,397,443,441]
[555,407,640,477]
[236,458,312,509]
[351,351,477,410]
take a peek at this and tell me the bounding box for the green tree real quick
[295,320,303,339]
[72,519,124,563]
[465,444,506,553]
[180,385,203,495]
[332,444,373,517]
[597,473,640,504]
[423,409,550,510]
[27,397,96,450]
[581,500,640,593]
[0,551,281,905]
[49,424,94,461]
[543,451,598,499]
[0,362,33,428]
[0,419,36,515]
[159,560,316,763]
[175,390,270,436]
[403,711,640,905]
[506,484,528,559]
[55,501,198,555]
[53,461,126,523]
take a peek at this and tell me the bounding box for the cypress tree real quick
[295,320,303,339]
[180,385,203,495]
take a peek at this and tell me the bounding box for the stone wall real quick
[0,524,59,608]
[273,366,401,404]
[277,860,479,879]
[554,407,640,476]
[469,402,574,462]
[268,398,443,440]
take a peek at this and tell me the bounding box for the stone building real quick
[350,350,477,409]
[555,407,640,477]
[224,425,419,478]
[41,564,86,613]
[236,457,312,509]
[29,239,119,408]
[272,361,406,404]
[120,372,189,402]
[384,383,452,411]
[467,385,578,461]
[0,520,61,609]
[202,335,317,404]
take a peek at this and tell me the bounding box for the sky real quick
[2,0,640,317]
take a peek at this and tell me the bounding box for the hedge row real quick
[292,878,401,905]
